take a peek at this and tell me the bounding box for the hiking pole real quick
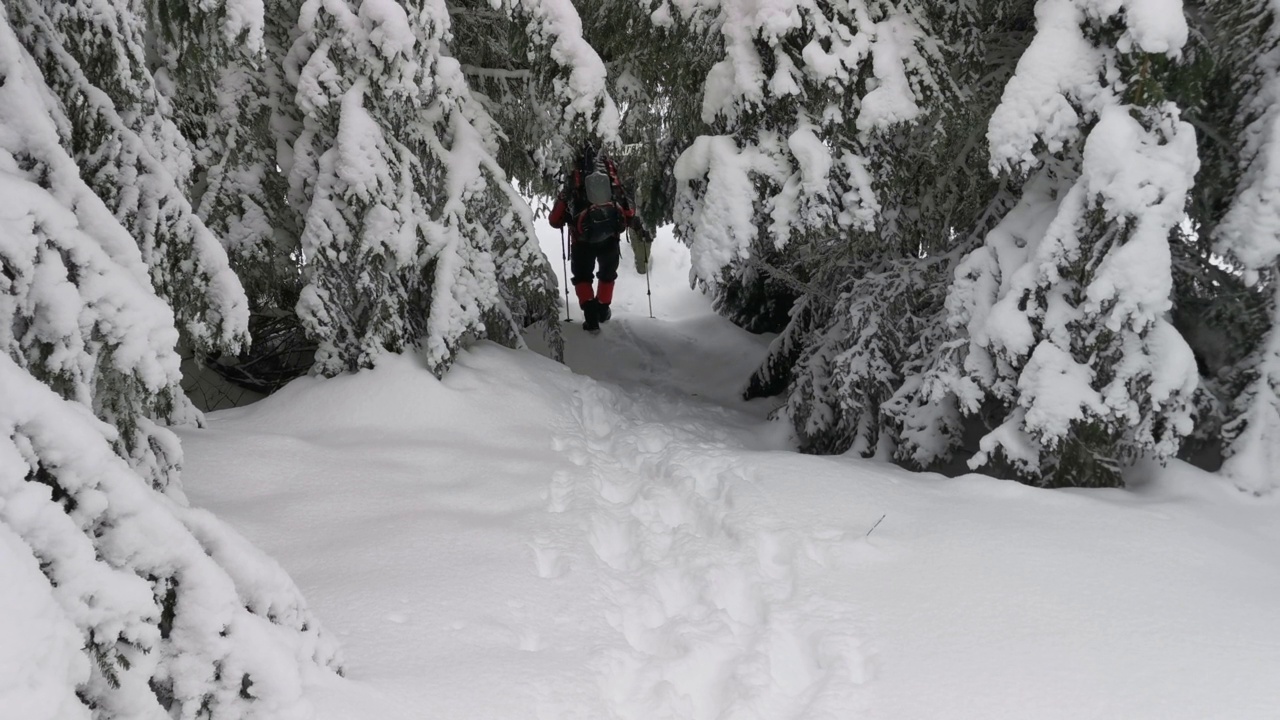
[646,268,654,319]
[645,230,654,319]
[560,225,571,322]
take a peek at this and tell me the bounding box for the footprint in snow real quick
[529,540,569,579]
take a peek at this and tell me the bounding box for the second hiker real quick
[549,142,640,332]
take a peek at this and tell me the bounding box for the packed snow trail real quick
[534,362,869,719]
[532,238,871,714]
[178,232,1280,719]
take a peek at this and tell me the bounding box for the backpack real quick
[571,154,628,244]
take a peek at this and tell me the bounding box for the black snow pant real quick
[570,236,621,307]
[571,237,621,286]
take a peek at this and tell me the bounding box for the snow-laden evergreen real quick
[1202,0,1280,493]
[3,1,201,488]
[7,0,249,360]
[666,0,940,325]
[430,0,625,206]
[0,10,339,716]
[671,0,938,290]
[653,0,1212,487]
[288,0,561,376]
[665,1,1022,466]
[943,0,1199,486]
[495,0,620,145]
[1220,283,1280,494]
[149,0,304,311]
[1,356,341,720]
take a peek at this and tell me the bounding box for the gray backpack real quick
[573,158,627,243]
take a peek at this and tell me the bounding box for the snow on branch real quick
[1220,283,1280,493]
[496,0,621,143]
[0,353,341,720]
[461,64,533,79]
[962,103,1199,483]
[686,0,939,131]
[9,0,251,357]
[1214,34,1280,279]
[987,0,1188,176]
[290,0,559,376]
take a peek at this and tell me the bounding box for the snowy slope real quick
[179,228,1280,719]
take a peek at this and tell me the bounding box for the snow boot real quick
[581,301,601,332]
[592,284,613,324]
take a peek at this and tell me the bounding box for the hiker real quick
[549,142,640,331]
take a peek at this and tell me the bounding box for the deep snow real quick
[178,227,1280,719]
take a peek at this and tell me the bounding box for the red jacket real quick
[548,194,572,230]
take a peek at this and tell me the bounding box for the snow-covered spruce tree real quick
[1191,0,1280,493]
[147,0,305,313]
[1219,281,1280,493]
[288,0,562,376]
[1141,9,1259,469]
[441,0,554,192]
[780,2,1034,461]
[142,0,322,397]
[669,0,903,341]
[607,1,798,327]
[667,0,1025,458]
[669,0,941,341]
[0,11,340,717]
[446,0,630,205]
[8,0,249,360]
[861,3,1031,468]
[6,0,248,484]
[944,0,1201,487]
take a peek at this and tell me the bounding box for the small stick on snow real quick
[865,514,886,537]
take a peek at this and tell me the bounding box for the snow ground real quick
[179,226,1280,720]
